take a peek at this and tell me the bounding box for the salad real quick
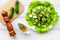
[25,0,58,33]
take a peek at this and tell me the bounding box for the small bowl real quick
[18,23,31,35]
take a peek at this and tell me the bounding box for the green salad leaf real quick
[25,0,58,33]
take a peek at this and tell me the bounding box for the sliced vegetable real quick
[9,7,14,18]
[25,0,58,33]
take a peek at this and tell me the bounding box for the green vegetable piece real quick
[14,0,19,14]
[27,21,33,26]
[9,7,14,19]
[25,0,58,33]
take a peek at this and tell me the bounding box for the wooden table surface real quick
[0,0,60,40]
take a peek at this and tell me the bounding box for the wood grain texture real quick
[14,30,60,40]
[0,0,24,25]
[0,0,60,40]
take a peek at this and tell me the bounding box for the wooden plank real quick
[18,3,60,18]
[0,17,60,30]
[14,29,60,40]
[0,30,15,40]
[12,17,60,30]
[0,28,60,40]
[19,0,60,6]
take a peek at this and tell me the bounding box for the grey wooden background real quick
[0,0,60,40]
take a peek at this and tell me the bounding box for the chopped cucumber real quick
[29,14,33,18]
[25,1,58,33]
